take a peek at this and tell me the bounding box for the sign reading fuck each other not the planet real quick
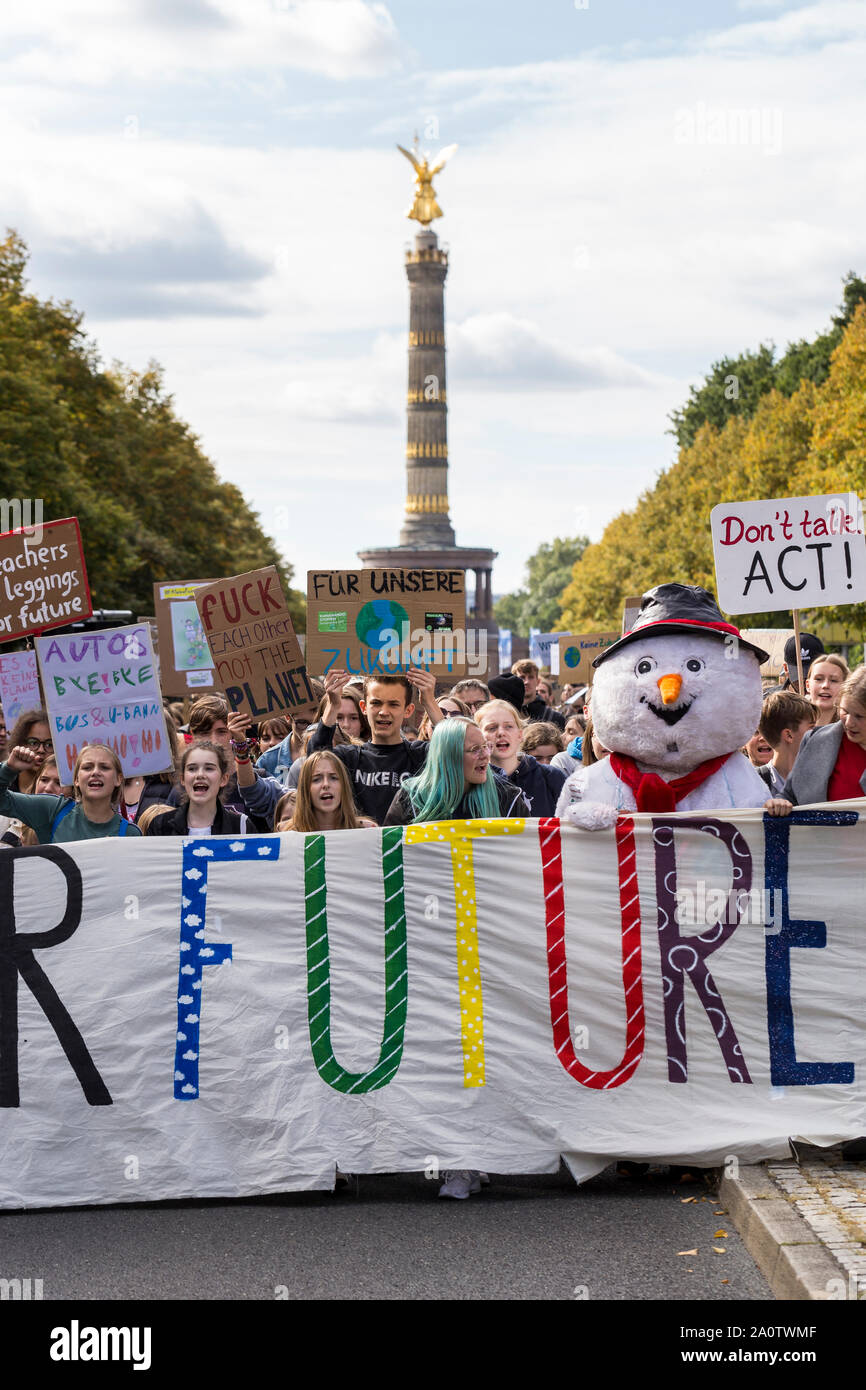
[195,565,317,721]
[711,493,866,614]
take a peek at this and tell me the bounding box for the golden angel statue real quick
[397,140,458,225]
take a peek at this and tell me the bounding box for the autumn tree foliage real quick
[560,297,866,634]
[0,231,305,627]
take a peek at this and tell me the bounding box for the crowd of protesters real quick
[1,631,865,1187]
[2,639,864,844]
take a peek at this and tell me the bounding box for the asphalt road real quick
[2,1164,772,1301]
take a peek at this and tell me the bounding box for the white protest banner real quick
[36,622,171,783]
[711,493,866,614]
[0,649,41,726]
[2,805,863,1210]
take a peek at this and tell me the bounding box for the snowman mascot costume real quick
[556,584,771,828]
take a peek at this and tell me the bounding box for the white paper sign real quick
[1,806,863,1211]
[0,649,41,727]
[36,623,171,782]
[710,493,866,614]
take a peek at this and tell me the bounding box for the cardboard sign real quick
[153,580,216,695]
[0,649,41,726]
[36,622,171,783]
[0,516,92,642]
[622,595,643,634]
[711,493,866,614]
[195,566,316,721]
[306,568,466,678]
[740,629,791,679]
[558,632,619,684]
[4,806,865,1210]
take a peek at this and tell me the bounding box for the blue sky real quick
[2,0,863,594]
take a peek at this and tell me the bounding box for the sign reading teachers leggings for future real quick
[35,623,171,783]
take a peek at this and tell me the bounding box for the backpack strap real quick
[117,817,129,837]
[50,800,77,840]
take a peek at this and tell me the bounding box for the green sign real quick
[318,611,348,633]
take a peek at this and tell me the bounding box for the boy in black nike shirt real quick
[308,667,444,824]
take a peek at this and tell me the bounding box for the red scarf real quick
[609,752,732,813]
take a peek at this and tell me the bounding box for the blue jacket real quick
[255,735,294,785]
[496,756,566,817]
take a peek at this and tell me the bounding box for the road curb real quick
[721,1165,846,1300]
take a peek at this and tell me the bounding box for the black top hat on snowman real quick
[592,583,770,668]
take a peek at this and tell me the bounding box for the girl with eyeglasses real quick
[6,708,53,794]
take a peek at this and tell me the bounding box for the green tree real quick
[560,302,866,636]
[0,231,305,628]
[669,272,866,451]
[495,536,589,635]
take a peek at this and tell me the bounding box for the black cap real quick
[783,633,824,674]
[593,583,770,667]
[488,674,525,713]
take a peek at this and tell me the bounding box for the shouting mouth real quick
[640,695,694,726]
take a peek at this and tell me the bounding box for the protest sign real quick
[0,649,41,726]
[36,622,171,783]
[0,517,91,642]
[528,630,563,669]
[2,804,863,1210]
[497,628,513,670]
[152,580,215,695]
[195,566,316,721]
[622,595,643,634]
[558,632,619,685]
[306,568,468,678]
[711,493,866,614]
[740,629,791,680]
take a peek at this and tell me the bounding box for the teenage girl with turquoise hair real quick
[383,716,528,826]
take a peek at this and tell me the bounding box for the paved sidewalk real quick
[721,1144,866,1300]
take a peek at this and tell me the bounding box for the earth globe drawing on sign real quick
[355,599,410,650]
[563,646,581,669]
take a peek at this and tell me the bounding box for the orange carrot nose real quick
[658,673,682,705]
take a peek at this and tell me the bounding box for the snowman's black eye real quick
[635,657,655,676]
[685,658,704,673]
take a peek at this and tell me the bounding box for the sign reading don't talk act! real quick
[306,568,467,678]
[195,565,316,721]
[36,623,171,783]
[711,493,866,614]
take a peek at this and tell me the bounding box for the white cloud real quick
[450,312,663,390]
[0,0,404,84]
[282,380,399,424]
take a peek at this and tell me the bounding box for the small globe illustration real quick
[355,600,410,650]
[563,646,581,668]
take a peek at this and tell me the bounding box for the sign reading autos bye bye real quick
[711,493,866,614]
[36,623,171,783]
